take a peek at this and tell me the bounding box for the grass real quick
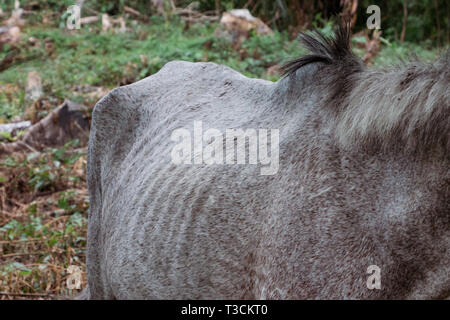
[0,8,447,299]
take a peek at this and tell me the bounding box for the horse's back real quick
[86,61,276,299]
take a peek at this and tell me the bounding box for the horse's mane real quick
[282,23,450,155]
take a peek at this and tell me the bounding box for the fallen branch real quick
[175,6,219,23]
[180,15,219,22]
[0,121,31,135]
[124,5,143,19]
[15,141,38,153]
[79,16,99,25]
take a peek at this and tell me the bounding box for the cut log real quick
[0,100,90,154]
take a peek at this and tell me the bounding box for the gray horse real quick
[81,24,449,299]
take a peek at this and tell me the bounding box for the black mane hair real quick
[280,21,450,155]
[281,21,363,77]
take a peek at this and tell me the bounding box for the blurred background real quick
[0,0,449,299]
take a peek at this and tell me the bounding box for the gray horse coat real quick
[83,25,449,299]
